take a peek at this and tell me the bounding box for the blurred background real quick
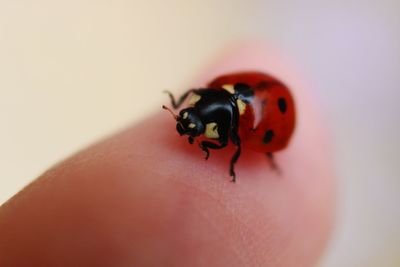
[0,0,399,266]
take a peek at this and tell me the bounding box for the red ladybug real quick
[163,72,296,182]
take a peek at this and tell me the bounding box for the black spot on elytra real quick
[278,97,287,114]
[263,130,274,144]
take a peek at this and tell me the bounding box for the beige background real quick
[1,1,399,266]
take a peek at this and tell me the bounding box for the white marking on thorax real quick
[188,94,201,106]
[205,122,219,139]
[222,84,235,94]
[236,99,246,115]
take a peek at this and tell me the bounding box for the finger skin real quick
[0,44,335,267]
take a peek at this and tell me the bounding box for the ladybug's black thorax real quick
[195,89,234,117]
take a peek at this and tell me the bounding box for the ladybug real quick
[163,71,295,182]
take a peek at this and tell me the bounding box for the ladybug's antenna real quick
[162,105,179,120]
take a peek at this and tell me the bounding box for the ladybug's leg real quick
[164,89,194,109]
[227,99,242,183]
[266,152,280,172]
[188,136,194,144]
[199,140,228,160]
[229,129,241,183]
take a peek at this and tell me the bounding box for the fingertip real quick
[0,42,335,267]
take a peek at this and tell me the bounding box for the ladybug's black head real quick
[176,108,205,137]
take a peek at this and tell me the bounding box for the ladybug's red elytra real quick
[163,72,296,182]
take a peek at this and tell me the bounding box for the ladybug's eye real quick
[176,123,185,135]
